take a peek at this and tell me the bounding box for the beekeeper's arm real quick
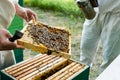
[14,2,37,22]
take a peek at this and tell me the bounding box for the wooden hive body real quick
[1,54,89,80]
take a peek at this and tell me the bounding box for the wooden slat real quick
[12,55,58,77]
[51,51,71,59]
[18,58,64,80]
[8,55,52,75]
[46,62,76,80]
[52,64,82,80]
[27,59,68,80]
[60,64,85,80]
[5,54,45,73]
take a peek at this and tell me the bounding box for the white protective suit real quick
[0,0,18,70]
[80,0,120,71]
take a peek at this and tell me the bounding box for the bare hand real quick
[0,29,24,50]
[15,4,37,22]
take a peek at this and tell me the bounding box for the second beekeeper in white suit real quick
[78,0,120,71]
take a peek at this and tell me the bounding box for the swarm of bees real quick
[26,21,70,53]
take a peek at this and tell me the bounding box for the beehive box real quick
[0,54,90,80]
[17,20,71,58]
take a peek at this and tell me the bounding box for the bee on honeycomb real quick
[26,21,70,53]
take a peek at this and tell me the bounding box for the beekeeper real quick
[78,0,120,71]
[0,0,37,70]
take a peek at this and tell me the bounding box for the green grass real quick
[24,0,84,20]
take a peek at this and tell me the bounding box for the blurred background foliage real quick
[24,0,85,21]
